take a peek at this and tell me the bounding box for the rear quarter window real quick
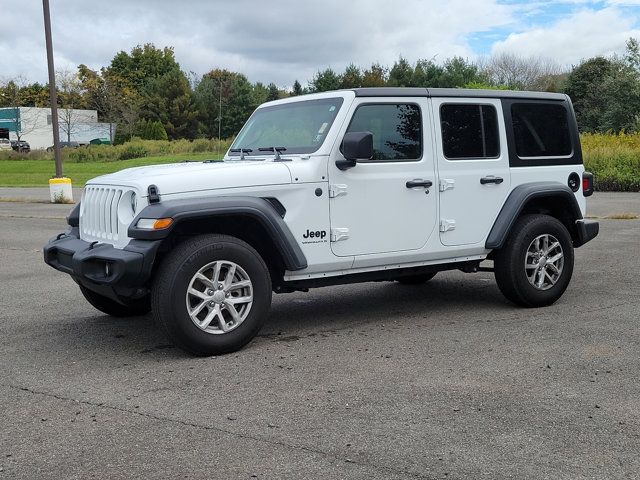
[511,103,572,158]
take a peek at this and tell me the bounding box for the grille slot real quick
[80,186,127,244]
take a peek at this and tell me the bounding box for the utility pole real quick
[42,0,62,178]
[218,82,222,140]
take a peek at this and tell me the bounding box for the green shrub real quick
[191,138,211,153]
[65,148,93,163]
[119,144,149,160]
[582,132,640,192]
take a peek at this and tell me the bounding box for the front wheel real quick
[152,234,272,356]
[494,214,574,307]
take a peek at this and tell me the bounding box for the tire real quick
[80,285,151,317]
[396,272,437,285]
[152,234,272,356]
[494,214,574,307]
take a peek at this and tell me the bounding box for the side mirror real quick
[336,131,373,170]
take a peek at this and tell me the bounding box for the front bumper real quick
[43,227,161,302]
[575,219,599,247]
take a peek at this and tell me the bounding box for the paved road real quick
[0,193,638,479]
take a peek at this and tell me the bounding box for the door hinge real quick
[329,184,348,198]
[439,219,456,232]
[439,179,455,192]
[330,227,350,242]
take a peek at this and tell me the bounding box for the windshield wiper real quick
[229,148,253,160]
[258,146,287,161]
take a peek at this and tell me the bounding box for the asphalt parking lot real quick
[1,191,639,479]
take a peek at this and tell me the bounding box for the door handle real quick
[480,176,504,185]
[406,179,433,189]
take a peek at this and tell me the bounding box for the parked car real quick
[0,138,12,151]
[89,138,111,145]
[44,87,599,356]
[46,141,79,152]
[11,140,31,153]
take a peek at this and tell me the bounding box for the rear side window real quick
[440,104,499,159]
[346,104,422,161]
[511,103,572,157]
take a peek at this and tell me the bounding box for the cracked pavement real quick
[1,192,639,479]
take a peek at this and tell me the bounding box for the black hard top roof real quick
[352,87,567,101]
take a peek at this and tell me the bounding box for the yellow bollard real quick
[49,177,73,203]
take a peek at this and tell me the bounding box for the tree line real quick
[1,39,639,143]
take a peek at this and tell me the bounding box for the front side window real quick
[230,97,344,155]
[346,104,422,161]
[440,104,500,159]
[511,103,572,157]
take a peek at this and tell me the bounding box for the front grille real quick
[80,186,125,243]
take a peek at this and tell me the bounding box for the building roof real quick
[352,87,567,101]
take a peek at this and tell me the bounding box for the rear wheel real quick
[152,234,272,356]
[494,214,574,307]
[80,285,151,317]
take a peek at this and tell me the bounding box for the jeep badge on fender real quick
[303,229,326,239]
[44,87,598,356]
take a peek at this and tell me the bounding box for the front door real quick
[432,98,511,246]
[328,99,437,257]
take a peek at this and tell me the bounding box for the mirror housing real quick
[336,131,373,170]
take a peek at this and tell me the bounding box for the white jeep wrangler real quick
[44,88,599,355]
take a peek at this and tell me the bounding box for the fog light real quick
[105,262,111,277]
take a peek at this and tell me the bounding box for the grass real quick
[0,134,638,190]
[604,213,639,219]
[0,153,222,187]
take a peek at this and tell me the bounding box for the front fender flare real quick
[128,196,307,271]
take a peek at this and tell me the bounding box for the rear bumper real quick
[43,227,161,301]
[574,219,599,247]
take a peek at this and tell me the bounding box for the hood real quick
[86,160,292,196]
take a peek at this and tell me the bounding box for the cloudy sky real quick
[1,0,639,87]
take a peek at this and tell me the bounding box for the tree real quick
[134,119,168,140]
[106,44,181,91]
[361,63,387,87]
[625,37,640,72]
[480,53,563,90]
[291,80,304,96]
[56,70,87,143]
[340,64,363,88]
[143,69,199,139]
[564,39,640,133]
[388,57,414,87]
[266,83,280,101]
[0,78,46,142]
[600,64,640,132]
[78,64,135,142]
[194,69,254,139]
[439,57,484,88]
[310,68,341,92]
[412,59,444,87]
[0,78,44,141]
[564,57,616,132]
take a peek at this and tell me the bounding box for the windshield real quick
[229,97,344,156]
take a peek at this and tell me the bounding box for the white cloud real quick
[491,7,640,65]
[0,0,638,87]
[1,0,513,87]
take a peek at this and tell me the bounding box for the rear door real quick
[432,98,511,246]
